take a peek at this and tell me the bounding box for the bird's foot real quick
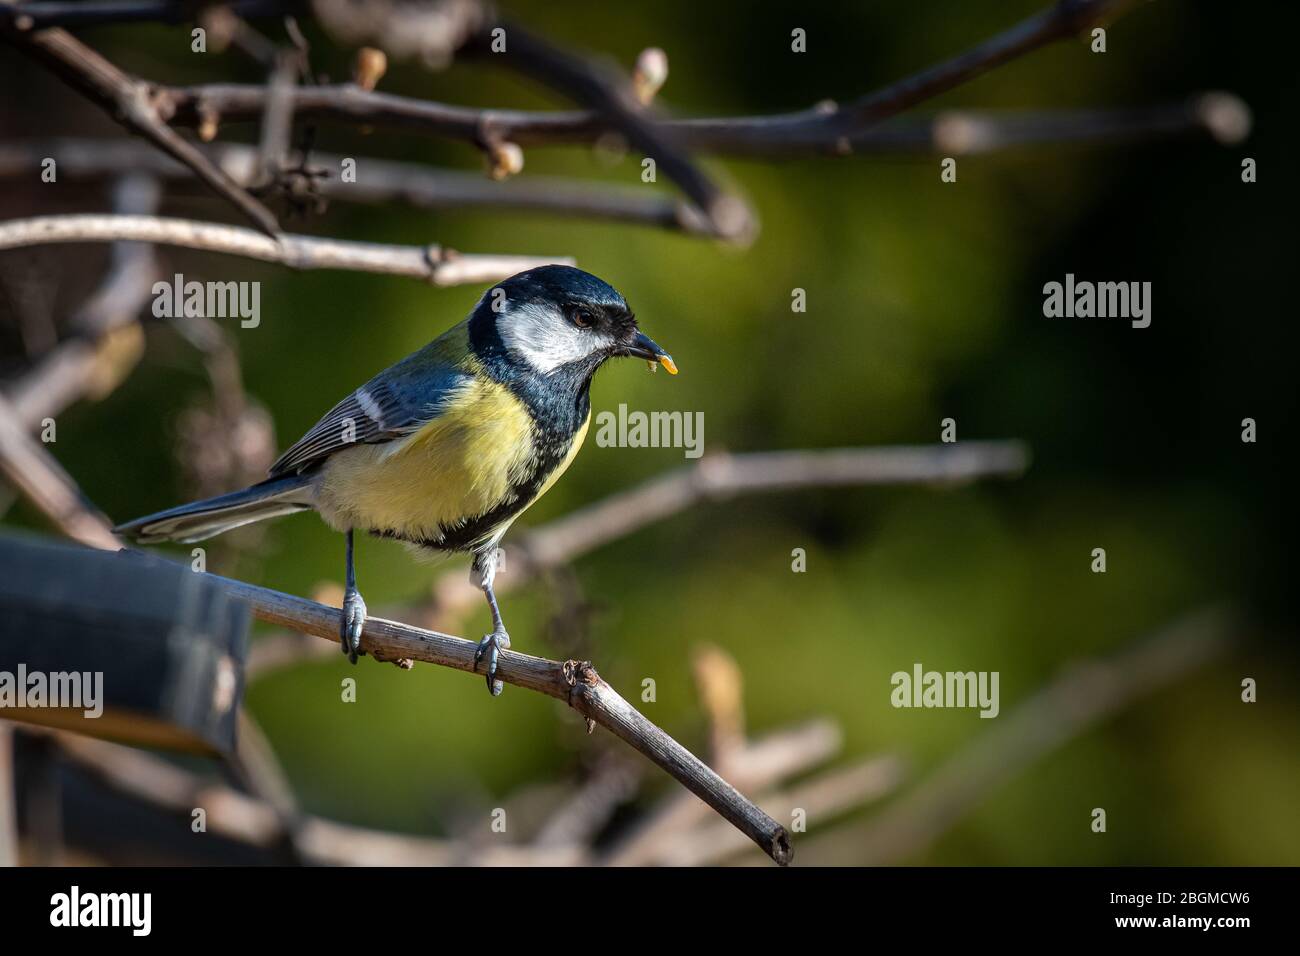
[341,588,367,664]
[473,628,511,696]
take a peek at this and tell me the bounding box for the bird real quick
[115,265,676,695]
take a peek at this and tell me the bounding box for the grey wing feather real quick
[270,354,467,476]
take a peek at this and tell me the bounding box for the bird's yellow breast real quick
[313,375,587,547]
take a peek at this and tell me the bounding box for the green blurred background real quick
[1,0,1295,864]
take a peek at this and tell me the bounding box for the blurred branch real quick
[0,392,121,549]
[806,607,1236,865]
[213,571,793,865]
[3,174,160,430]
[0,426,791,862]
[0,214,573,285]
[0,25,280,235]
[222,709,307,864]
[48,728,577,865]
[426,442,1030,628]
[0,724,16,866]
[872,96,1252,154]
[0,140,715,235]
[530,753,642,850]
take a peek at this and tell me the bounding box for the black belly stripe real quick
[374,304,595,554]
[371,412,587,554]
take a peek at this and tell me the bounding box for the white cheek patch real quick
[498,300,613,373]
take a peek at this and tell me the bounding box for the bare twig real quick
[0,724,17,867]
[0,214,573,285]
[3,174,160,430]
[531,754,641,850]
[654,754,906,866]
[212,571,793,865]
[50,728,577,865]
[878,96,1252,155]
[0,139,713,234]
[809,607,1235,865]
[0,392,121,549]
[426,442,1030,626]
[1,25,280,235]
[244,441,1030,677]
[599,719,843,867]
[229,710,301,826]
[254,51,300,188]
[156,0,1159,158]
[465,19,752,241]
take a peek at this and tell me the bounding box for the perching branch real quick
[212,572,794,865]
[0,400,793,861]
[0,214,573,285]
[245,440,1031,677]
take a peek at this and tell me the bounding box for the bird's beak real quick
[620,331,678,374]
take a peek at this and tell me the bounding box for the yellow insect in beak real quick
[628,331,677,375]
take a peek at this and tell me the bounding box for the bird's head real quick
[470,265,676,380]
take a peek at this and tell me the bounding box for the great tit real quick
[115,265,677,694]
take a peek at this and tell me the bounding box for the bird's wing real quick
[269,335,472,477]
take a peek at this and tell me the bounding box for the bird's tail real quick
[114,474,315,544]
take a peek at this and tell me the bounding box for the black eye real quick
[571,308,594,329]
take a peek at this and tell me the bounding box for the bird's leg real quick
[341,528,367,664]
[471,549,510,696]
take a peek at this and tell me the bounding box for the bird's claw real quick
[474,629,511,696]
[341,588,367,664]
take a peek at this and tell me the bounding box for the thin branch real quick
[0,405,791,860]
[654,754,906,867]
[0,214,574,285]
[245,440,1031,677]
[50,728,576,865]
[213,571,793,865]
[3,174,161,430]
[1,25,280,235]
[254,50,300,189]
[599,719,844,867]
[0,139,713,235]
[427,442,1030,626]
[464,19,753,241]
[873,96,1252,154]
[157,0,1156,158]
[0,392,121,549]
